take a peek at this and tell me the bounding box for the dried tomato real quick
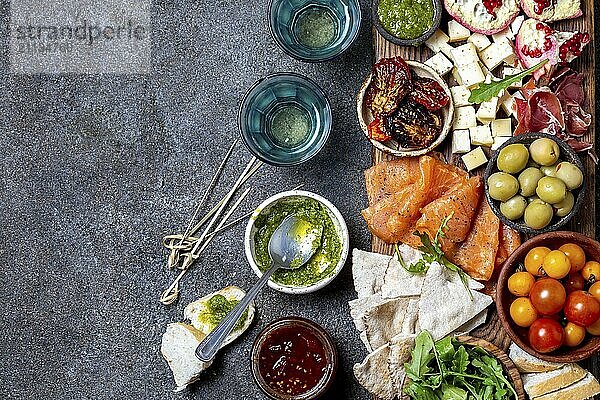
[384,99,442,149]
[367,117,391,142]
[408,76,450,111]
[366,56,412,117]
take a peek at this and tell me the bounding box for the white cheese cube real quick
[451,43,480,66]
[451,129,471,154]
[480,40,514,70]
[451,67,463,85]
[457,63,486,88]
[450,86,472,107]
[453,106,477,130]
[425,52,453,76]
[469,125,493,146]
[492,136,511,151]
[462,147,488,171]
[476,97,498,123]
[503,67,523,88]
[511,15,525,35]
[467,33,491,52]
[425,29,450,53]
[492,27,514,43]
[501,95,516,117]
[492,118,512,137]
[448,20,470,42]
[439,43,455,63]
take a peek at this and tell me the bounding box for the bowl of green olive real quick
[484,132,585,234]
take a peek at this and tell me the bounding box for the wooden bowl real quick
[496,231,600,363]
[356,60,453,157]
[402,336,525,400]
[484,132,585,235]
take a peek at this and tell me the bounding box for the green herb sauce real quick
[196,294,248,332]
[253,197,342,287]
[377,0,434,40]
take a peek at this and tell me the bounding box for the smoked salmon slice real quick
[495,224,522,267]
[364,157,421,205]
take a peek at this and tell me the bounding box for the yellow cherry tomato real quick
[564,322,586,347]
[582,261,600,281]
[589,282,600,302]
[508,271,536,296]
[587,317,600,336]
[559,243,586,272]
[510,297,538,327]
[525,246,551,276]
[542,250,571,279]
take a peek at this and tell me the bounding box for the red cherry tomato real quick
[529,278,567,315]
[528,318,565,353]
[564,290,600,327]
[564,273,586,294]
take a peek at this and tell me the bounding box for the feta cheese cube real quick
[453,106,477,130]
[425,29,450,53]
[450,86,472,107]
[439,43,455,63]
[492,27,514,43]
[469,125,494,146]
[492,136,511,151]
[457,63,485,88]
[425,52,453,76]
[492,118,513,137]
[451,67,463,85]
[448,20,470,42]
[511,15,525,35]
[451,43,480,66]
[480,40,514,70]
[501,95,517,117]
[476,97,498,123]
[467,33,491,52]
[503,67,523,88]
[462,147,488,171]
[452,129,471,154]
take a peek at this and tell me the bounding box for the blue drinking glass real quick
[238,72,332,166]
[269,0,361,62]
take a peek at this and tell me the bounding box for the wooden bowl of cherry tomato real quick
[496,231,600,362]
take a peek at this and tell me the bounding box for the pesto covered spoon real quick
[195,215,323,362]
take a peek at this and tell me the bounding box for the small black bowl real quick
[484,132,585,235]
[372,0,442,46]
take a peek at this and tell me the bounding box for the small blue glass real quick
[238,72,332,166]
[269,0,361,62]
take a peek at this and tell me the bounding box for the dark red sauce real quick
[258,324,328,396]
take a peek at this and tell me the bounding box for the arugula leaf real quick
[441,383,468,400]
[468,59,548,104]
[452,345,469,373]
[396,243,429,274]
[406,382,441,400]
[435,337,455,362]
[405,331,436,381]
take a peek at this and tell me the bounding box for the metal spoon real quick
[195,215,323,362]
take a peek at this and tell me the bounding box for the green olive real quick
[540,164,558,177]
[554,192,575,217]
[529,138,560,166]
[518,167,544,197]
[497,144,530,174]
[536,176,567,204]
[488,172,519,202]
[555,162,583,190]
[500,195,527,220]
[524,199,553,229]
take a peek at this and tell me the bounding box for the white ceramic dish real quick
[244,190,349,294]
[356,60,454,157]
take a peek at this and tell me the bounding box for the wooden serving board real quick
[369,0,598,397]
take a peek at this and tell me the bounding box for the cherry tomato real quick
[529,278,567,315]
[564,273,586,294]
[510,297,538,327]
[528,318,564,353]
[542,250,571,279]
[508,271,536,296]
[564,322,586,347]
[582,261,600,281]
[564,290,600,327]
[589,282,600,302]
[525,246,551,276]
[587,317,600,336]
[559,243,586,272]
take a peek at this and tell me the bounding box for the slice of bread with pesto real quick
[161,285,255,392]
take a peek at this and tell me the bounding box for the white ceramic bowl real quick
[356,60,454,157]
[244,190,349,294]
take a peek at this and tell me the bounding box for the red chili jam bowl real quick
[251,317,337,400]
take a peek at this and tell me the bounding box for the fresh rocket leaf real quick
[441,384,468,400]
[435,337,455,362]
[468,59,549,104]
[452,346,469,373]
[404,331,436,381]
[395,243,429,274]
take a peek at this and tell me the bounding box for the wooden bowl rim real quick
[356,60,454,157]
[495,231,600,363]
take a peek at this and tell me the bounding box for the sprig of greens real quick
[404,331,519,400]
[468,59,548,104]
[395,213,473,300]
